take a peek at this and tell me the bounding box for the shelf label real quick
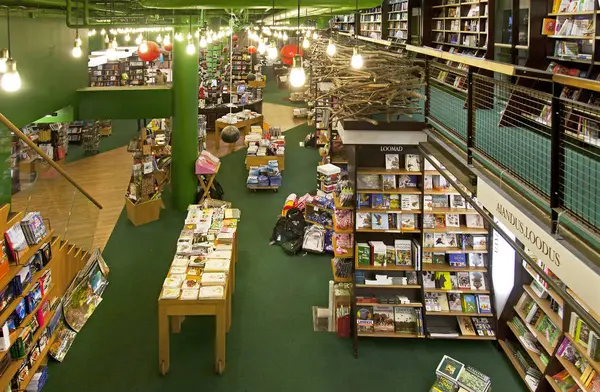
[477,179,600,315]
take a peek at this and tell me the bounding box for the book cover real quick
[357,243,371,265]
[356,213,372,229]
[576,319,590,348]
[542,18,556,35]
[472,235,487,250]
[370,241,387,266]
[372,213,389,230]
[357,174,380,190]
[394,240,412,266]
[448,293,462,312]
[408,194,420,210]
[397,175,418,188]
[432,253,445,264]
[468,253,485,267]
[588,331,600,361]
[436,355,465,383]
[446,214,460,228]
[424,175,433,190]
[457,316,477,336]
[432,195,450,208]
[425,292,442,312]
[449,254,467,267]
[356,306,374,332]
[405,154,422,172]
[438,293,450,311]
[373,306,395,332]
[435,272,452,290]
[434,214,446,228]
[450,195,466,209]
[462,294,477,313]
[434,233,458,247]
[402,214,415,229]
[469,272,487,291]
[431,377,458,392]
[385,154,400,170]
[381,194,391,208]
[476,294,492,314]
[458,366,492,391]
[385,246,396,266]
[371,194,384,209]
[423,272,437,288]
[390,195,400,209]
[424,195,433,210]
[401,195,412,210]
[423,214,435,229]
[424,233,435,247]
[472,317,494,337]
[382,175,397,190]
[450,275,459,290]
[465,214,484,228]
[423,252,433,264]
[358,194,371,208]
[394,307,417,334]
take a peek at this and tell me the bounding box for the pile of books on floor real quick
[430,355,491,392]
[247,161,281,188]
[159,206,240,301]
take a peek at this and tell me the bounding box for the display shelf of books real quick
[387,0,410,41]
[123,57,146,86]
[428,0,490,51]
[333,14,356,33]
[88,62,122,87]
[351,145,425,356]
[360,6,384,40]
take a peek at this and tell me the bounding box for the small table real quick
[245,155,285,171]
[158,233,238,376]
[215,115,264,150]
[196,162,221,203]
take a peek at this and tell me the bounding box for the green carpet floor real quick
[42,121,527,392]
[65,119,140,163]
[262,66,307,108]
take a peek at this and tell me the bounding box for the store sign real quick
[492,219,515,317]
[380,146,404,152]
[477,179,600,315]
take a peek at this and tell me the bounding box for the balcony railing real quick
[408,45,600,249]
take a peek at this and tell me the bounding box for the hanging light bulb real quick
[257,40,267,55]
[87,30,94,37]
[1,59,21,92]
[283,32,288,41]
[200,36,207,48]
[163,34,171,45]
[305,30,310,37]
[267,42,278,60]
[104,34,109,44]
[139,40,149,53]
[217,31,224,39]
[156,33,162,43]
[351,46,363,69]
[100,28,106,35]
[289,55,305,88]
[226,28,232,36]
[186,38,195,55]
[194,30,200,38]
[212,33,218,41]
[302,37,310,49]
[312,31,319,40]
[207,35,213,44]
[0,49,8,74]
[111,36,118,49]
[72,44,82,58]
[106,46,117,60]
[135,34,143,45]
[326,38,336,57]
[124,33,131,42]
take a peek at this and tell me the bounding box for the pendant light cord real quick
[229,17,233,113]
[6,9,11,55]
[296,0,300,55]
[355,0,358,40]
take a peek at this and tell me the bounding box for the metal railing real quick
[1,114,102,252]
[407,45,600,248]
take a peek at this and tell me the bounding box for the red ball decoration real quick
[164,43,173,52]
[280,44,302,65]
[247,45,257,54]
[232,34,239,42]
[137,41,161,62]
[223,47,228,53]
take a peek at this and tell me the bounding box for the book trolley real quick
[157,206,239,375]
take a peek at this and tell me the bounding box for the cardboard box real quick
[125,197,162,226]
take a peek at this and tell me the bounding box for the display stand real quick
[196,162,221,202]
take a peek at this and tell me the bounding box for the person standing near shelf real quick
[156,70,167,86]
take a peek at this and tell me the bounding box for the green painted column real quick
[171,35,199,210]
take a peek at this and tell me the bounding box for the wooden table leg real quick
[171,316,183,333]
[215,304,227,374]
[227,282,232,333]
[158,306,170,375]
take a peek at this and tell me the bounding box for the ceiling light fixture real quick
[289,0,305,88]
[267,0,278,60]
[351,0,364,69]
[72,30,82,58]
[326,38,336,57]
[1,9,20,92]
[186,16,195,55]
[100,28,106,36]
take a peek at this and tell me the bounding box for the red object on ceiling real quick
[137,41,161,61]
[247,45,257,54]
[232,34,239,42]
[164,43,173,52]
[280,44,302,66]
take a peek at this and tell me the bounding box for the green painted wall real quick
[34,106,75,123]
[0,15,88,205]
[76,86,173,120]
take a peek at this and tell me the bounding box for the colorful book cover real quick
[458,366,491,391]
[357,243,371,265]
[389,195,400,209]
[435,272,452,290]
[423,252,433,264]
[394,307,417,334]
[372,213,389,230]
[371,194,384,209]
[457,316,477,336]
[431,377,458,392]
[446,214,460,228]
[423,214,435,229]
[394,240,412,266]
[465,214,484,228]
[432,253,445,264]
[401,214,415,229]
[382,175,397,190]
[356,306,374,332]
[435,355,465,383]
[469,272,487,291]
[449,254,467,267]
[457,272,470,289]
[448,293,462,312]
[373,306,395,332]
[434,214,446,228]
[397,175,418,188]
[424,233,435,247]
[370,241,387,266]
[385,246,396,266]
[472,235,487,250]
[401,195,412,210]
[462,294,477,313]
[381,194,391,208]
[449,195,466,209]
[385,154,400,170]
[356,213,372,229]
[358,194,371,208]
[476,295,492,314]
[424,195,433,210]
[542,18,556,35]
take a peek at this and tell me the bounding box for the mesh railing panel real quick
[428,61,468,141]
[559,98,600,232]
[472,74,552,198]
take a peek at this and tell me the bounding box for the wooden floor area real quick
[11,103,302,252]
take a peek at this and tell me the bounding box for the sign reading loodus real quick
[477,179,600,315]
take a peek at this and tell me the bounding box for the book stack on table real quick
[430,355,491,392]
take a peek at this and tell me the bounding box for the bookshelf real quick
[333,14,356,33]
[88,62,122,87]
[498,243,600,390]
[360,5,385,40]
[387,0,410,42]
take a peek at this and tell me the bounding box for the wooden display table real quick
[158,232,238,376]
[248,79,266,88]
[199,99,263,133]
[245,155,285,171]
[215,115,264,150]
[196,162,221,203]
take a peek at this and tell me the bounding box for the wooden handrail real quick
[0,114,103,210]
[406,44,600,92]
